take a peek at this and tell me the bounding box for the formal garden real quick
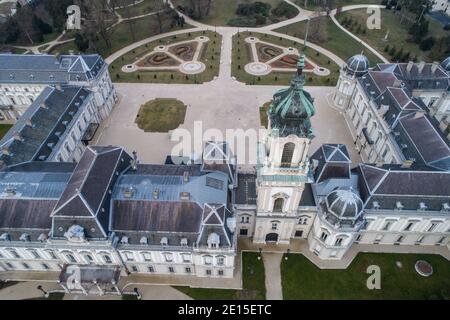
[281,253,450,299]
[173,0,299,27]
[135,98,187,132]
[109,30,221,83]
[175,252,266,300]
[232,31,340,86]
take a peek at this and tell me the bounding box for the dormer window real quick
[442,203,450,211]
[140,236,148,244]
[419,202,427,210]
[180,238,188,246]
[120,236,129,244]
[207,233,220,248]
[395,201,404,210]
[19,233,30,242]
[160,237,168,246]
[372,201,380,209]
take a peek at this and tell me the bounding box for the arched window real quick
[273,198,284,212]
[281,142,295,167]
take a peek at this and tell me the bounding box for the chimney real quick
[130,150,138,170]
[13,133,23,141]
[417,61,426,74]
[431,62,440,74]
[179,191,190,200]
[401,159,414,168]
[406,61,414,74]
[183,171,189,183]
[414,111,425,119]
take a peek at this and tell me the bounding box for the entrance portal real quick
[265,233,278,243]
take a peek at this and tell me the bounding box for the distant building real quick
[431,0,450,16]
[0,54,117,122]
[333,55,450,168]
[0,85,103,167]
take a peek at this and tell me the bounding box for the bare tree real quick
[309,8,327,43]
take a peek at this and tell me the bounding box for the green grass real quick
[294,0,382,11]
[0,124,12,139]
[173,0,297,27]
[339,8,448,62]
[117,0,160,18]
[175,252,266,300]
[275,17,382,66]
[260,101,271,128]
[135,98,187,132]
[232,31,340,86]
[110,30,221,84]
[122,293,139,300]
[282,253,450,300]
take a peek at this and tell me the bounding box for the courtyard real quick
[93,81,361,166]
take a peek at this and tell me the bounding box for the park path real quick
[329,4,390,63]
[262,253,283,300]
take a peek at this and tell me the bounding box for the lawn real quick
[338,8,448,62]
[0,124,12,139]
[175,252,266,300]
[117,0,160,18]
[109,30,221,84]
[282,253,450,300]
[275,17,382,66]
[232,31,340,86]
[135,98,187,132]
[173,0,298,27]
[26,292,65,300]
[260,101,271,128]
[294,0,382,11]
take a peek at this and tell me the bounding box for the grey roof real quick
[235,173,257,205]
[310,144,351,183]
[346,54,369,77]
[0,199,55,230]
[0,53,106,84]
[357,164,450,211]
[54,146,130,216]
[299,183,316,207]
[201,141,236,185]
[442,56,450,72]
[112,200,203,233]
[325,187,363,219]
[0,86,92,168]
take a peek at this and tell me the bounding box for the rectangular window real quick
[8,249,20,259]
[42,263,50,270]
[148,266,154,273]
[335,238,343,246]
[204,256,212,265]
[164,253,173,262]
[427,223,438,232]
[46,250,57,259]
[168,267,175,273]
[185,267,191,274]
[416,235,425,243]
[124,252,134,261]
[436,236,446,245]
[240,229,248,236]
[271,222,278,230]
[22,262,30,269]
[181,254,191,263]
[320,232,328,241]
[295,230,303,237]
[141,252,152,262]
[5,262,14,269]
[404,222,414,231]
[396,235,404,243]
[29,250,41,259]
[131,265,138,272]
[382,222,392,231]
[206,269,212,276]
[218,270,224,276]
[217,256,225,266]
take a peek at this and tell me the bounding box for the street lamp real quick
[257,248,262,260]
[133,287,142,300]
[37,285,49,298]
[285,248,291,260]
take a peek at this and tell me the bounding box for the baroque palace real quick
[0,52,449,292]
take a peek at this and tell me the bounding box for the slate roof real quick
[235,173,257,205]
[357,164,450,211]
[0,86,92,168]
[310,144,351,183]
[0,53,106,84]
[53,146,128,217]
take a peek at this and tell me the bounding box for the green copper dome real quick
[268,54,316,138]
